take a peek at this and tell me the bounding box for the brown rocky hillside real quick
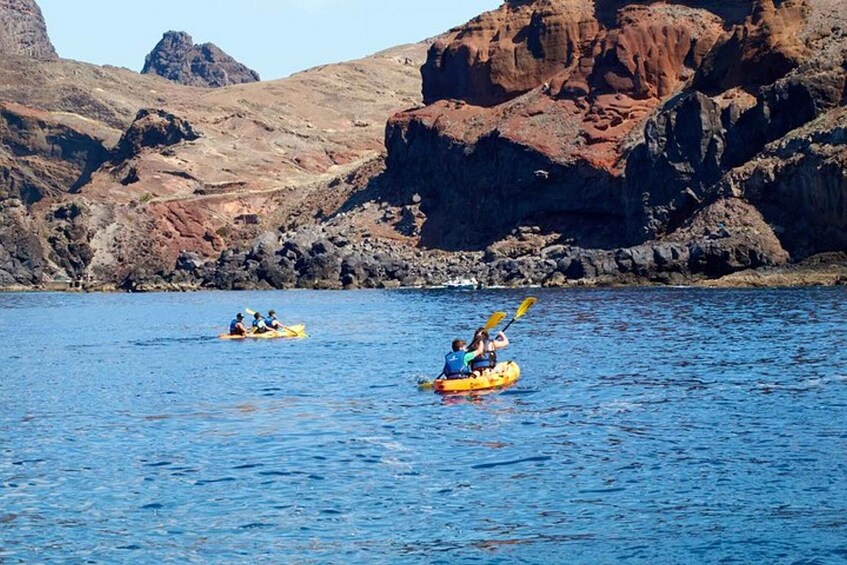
[0,35,429,287]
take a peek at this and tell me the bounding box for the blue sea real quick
[2,288,847,563]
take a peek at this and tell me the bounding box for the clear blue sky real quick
[38,0,501,80]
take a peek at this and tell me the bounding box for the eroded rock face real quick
[422,0,600,107]
[0,0,57,60]
[142,31,260,88]
[0,103,110,204]
[693,0,808,94]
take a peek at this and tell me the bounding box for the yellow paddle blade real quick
[245,308,257,316]
[515,297,537,320]
[484,312,507,331]
[281,324,308,338]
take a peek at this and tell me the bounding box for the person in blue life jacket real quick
[441,339,485,380]
[264,310,282,331]
[468,328,510,373]
[252,312,269,334]
[230,313,248,336]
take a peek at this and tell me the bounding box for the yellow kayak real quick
[433,361,521,394]
[219,324,308,340]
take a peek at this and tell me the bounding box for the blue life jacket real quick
[253,318,268,333]
[265,316,276,327]
[443,351,470,379]
[230,319,242,333]
[470,341,497,371]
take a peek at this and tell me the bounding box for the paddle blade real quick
[245,308,257,316]
[484,312,507,331]
[514,297,537,320]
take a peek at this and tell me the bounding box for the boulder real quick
[113,109,201,162]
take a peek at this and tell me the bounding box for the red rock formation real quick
[387,0,832,253]
[693,0,809,93]
[422,0,600,107]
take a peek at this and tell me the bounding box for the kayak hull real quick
[434,361,520,394]
[219,324,308,340]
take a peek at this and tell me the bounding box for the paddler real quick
[468,328,509,374]
[252,311,270,334]
[230,313,248,336]
[265,310,282,331]
[441,339,485,380]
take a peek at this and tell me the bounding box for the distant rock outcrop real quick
[113,108,201,162]
[0,0,57,59]
[141,31,260,88]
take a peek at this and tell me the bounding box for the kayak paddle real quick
[484,311,507,331]
[501,297,537,333]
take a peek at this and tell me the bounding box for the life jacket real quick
[470,341,497,371]
[265,316,276,328]
[443,351,470,379]
[253,319,268,333]
[230,319,242,334]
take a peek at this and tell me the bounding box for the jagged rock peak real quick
[0,0,58,59]
[141,30,260,88]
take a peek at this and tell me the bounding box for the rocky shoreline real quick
[7,223,844,292]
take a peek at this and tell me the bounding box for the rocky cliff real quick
[142,31,260,88]
[380,0,847,284]
[0,0,56,59]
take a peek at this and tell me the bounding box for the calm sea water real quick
[2,288,847,563]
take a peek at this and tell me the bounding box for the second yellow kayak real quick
[219,324,308,340]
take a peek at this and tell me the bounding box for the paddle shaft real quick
[500,297,537,334]
[501,319,518,333]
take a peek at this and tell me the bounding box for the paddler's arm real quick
[492,331,509,349]
[468,341,485,361]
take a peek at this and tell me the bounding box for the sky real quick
[38,0,502,80]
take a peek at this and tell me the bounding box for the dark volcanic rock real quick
[724,62,847,168]
[625,91,725,241]
[722,108,847,260]
[142,31,260,88]
[0,199,43,285]
[113,109,201,162]
[385,111,625,250]
[46,201,94,279]
[0,0,57,60]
